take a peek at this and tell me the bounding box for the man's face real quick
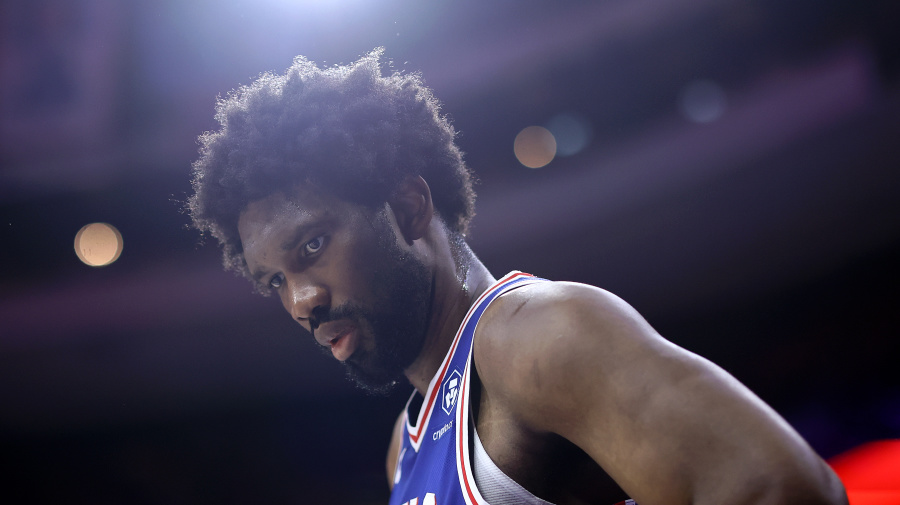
[237,186,433,394]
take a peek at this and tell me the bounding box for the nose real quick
[283,276,330,331]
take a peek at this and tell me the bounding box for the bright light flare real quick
[514,126,557,169]
[74,223,123,267]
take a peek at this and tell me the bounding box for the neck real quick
[403,235,494,395]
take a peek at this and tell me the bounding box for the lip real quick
[315,321,359,362]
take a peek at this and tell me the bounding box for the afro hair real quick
[188,49,475,278]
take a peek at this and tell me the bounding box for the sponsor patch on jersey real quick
[441,369,462,415]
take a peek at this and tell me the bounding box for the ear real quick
[388,175,434,243]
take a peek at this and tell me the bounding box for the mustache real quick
[309,302,367,335]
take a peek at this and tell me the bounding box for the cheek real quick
[324,221,384,303]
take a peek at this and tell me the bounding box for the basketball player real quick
[188,51,847,505]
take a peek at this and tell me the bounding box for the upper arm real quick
[475,282,845,505]
[386,409,406,490]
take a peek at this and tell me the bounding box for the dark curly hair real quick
[188,49,475,278]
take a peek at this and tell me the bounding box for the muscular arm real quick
[475,282,846,505]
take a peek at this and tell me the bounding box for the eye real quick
[268,273,285,290]
[303,235,325,256]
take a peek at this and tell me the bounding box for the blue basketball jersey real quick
[388,272,636,505]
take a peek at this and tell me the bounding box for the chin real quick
[343,363,405,396]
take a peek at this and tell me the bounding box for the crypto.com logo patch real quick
[441,369,462,415]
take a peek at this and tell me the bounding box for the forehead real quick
[241,187,312,231]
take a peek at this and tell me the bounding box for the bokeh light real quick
[514,126,557,168]
[547,113,592,156]
[679,79,727,123]
[74,223,123,267]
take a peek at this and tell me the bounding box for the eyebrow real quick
[279,222,316,253]
[248,216,325,283]
[250,261,274,284]
[250,268,268,285]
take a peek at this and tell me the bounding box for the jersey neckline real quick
[404,271,533,451]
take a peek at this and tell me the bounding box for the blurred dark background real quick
[1,0,898,503]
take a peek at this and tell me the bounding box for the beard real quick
[314,212,433,395]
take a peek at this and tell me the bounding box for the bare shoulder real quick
[473,280,671,407]
[476,280,660,348]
